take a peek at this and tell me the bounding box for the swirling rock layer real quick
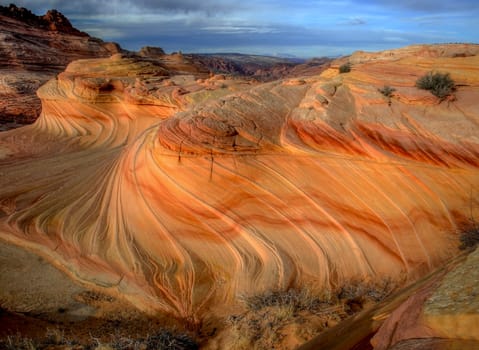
[0,5,121,125]
[1,45,479,323]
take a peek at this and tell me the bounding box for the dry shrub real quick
[459,223,479,250]
[224,282,396,349]
[416,71,455,99]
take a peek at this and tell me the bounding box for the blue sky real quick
[3,0,479,57]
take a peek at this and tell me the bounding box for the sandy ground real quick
[0,239,192,345]
[0,237,393,349]
[0,240,96,323]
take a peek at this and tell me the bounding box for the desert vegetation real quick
[378,85,396,98]
[416,71,455,99]
[0,328,198,350]
[339,62,351,73]
[459,223,479,250]
[221,281,396,349]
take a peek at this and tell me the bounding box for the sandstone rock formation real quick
[346,43,479,65]
[297,248,479,350]
[189,53,331,81]
[371,247,479,349]
[0,44,479,345]
[0,4,122,125]
[139,46,166,58]
[0,4,87,36]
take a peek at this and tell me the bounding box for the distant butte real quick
[0,4,122,127]
[0,3,88,36]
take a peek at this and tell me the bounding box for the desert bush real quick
[416,71,455,99]
[243,288,330,313]
[144,331,198,350]
[44,328,73,346]
[0,329,198,350]
[1,329,80,350]
[2,334,37,350]
[339,62,351,73]
[230,289,334,349]
[244,283,394,314]
[92,330,198,350]
[228,284,395,349]
[459,224,479,250]
[378,85,396,97]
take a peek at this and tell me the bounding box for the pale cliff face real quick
[0,45,479,324]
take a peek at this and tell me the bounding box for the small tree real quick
[339,62,351,73]
[416,71,455,99]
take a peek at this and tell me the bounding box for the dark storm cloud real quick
[1,0,236,15]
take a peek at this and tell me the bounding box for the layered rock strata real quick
[0,4,121,125]
[0,45,478,325]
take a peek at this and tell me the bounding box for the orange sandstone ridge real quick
[0,5,122,126]
[0,44,479,326]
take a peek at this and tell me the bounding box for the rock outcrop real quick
[189,53,331,81]
[371,247,479,349]
[0,4,87,36]
[0,44,479,341]
[0,4,122,125]
[346,44,479,65]
[138,46,166,58]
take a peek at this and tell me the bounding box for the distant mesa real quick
[138,46,166,58]
[0,3,88,36]
[188,53,331,81]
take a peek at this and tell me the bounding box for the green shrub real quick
[416,71,455,99]
[378,85,396,98]
[339,62,351,73]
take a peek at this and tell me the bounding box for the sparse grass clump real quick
[339,62,351,73]
[92,330,198,350]
[416,71,455,99]
[243,288,329,313]
[1,329,78,350]
[3,334,37,350]
[224,282,396,349]
[1,329,198,350]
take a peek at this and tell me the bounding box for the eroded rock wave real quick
[0,46,478,322]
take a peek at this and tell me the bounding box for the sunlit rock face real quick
[371,248,479,350]
[0,45,478,322]
[0,4,122,125]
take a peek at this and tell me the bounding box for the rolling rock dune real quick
[1,43,479,343]
[0,4,122,127]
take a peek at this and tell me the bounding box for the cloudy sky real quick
[3,0,479,57]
